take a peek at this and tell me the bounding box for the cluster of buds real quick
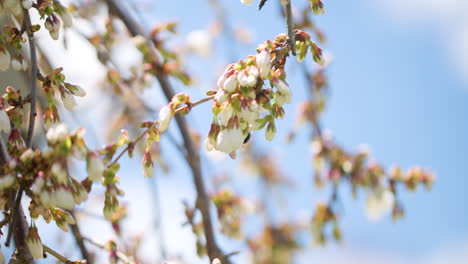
[248,224,300,263]
[311,202,340,246]
[40,68,86,129]
[211,188,254,239]
[206,31,323,156]
[26,224,43,259]
[36,0,74,40]
[45,14,61,40]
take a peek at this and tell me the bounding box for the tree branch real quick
[103,0,227,262]
[43,244,84,264]
[5,8,38,255]
[285,0,296,56]
[69,210,93,263]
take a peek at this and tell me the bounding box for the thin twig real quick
[43,244,83,264]
[108,95,214,167]
[69,210,93,263]
[103,0,227,262]
[83,237,134,264]
[285,0,296,56]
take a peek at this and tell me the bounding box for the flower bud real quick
[20,148,34,162]
[11,58,22,71]
[66,83,86,97]
[62,92,77,111]
[59,9,74,28]
[240,0,254,5]
[51,187,75,210]
[215,128,243,154]
[265,121,276,141]
[22,0,33,9]
[26,226,43,259]
[158,105,173,133]
[87,152,105,182]
[215,89,229,103]
[142,151,154,178]
[51,162,68,184]
[0,174,15,190]
[223,75,238,92]
[256,50,271,78]
[46,123,69,144]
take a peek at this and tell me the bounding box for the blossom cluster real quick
[206,31,323,156]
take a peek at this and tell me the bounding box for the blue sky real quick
[5,0,466,263]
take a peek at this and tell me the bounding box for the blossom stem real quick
[43,244,79,263]
[108,95,214,167]
[83,237,134,264]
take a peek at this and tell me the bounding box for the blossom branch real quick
[83,237,134,264]
[69,211,93,263]
[5,7,38,252]
[109,95,214,167]
[43,244,83,264]
[104,0,227,261]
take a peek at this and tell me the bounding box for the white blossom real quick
[27,239,43,260]
[70,85,86,97]
[274,79,290,94]
[256,50,271,78]
[21,59,28,71]
[73,188,88,204]
[158,105,173,133]
[51,163,67,183]
[215,128,244,154]
[51,188,75,210]
[237,67,258,87]
[240,103,259,124]
[39,191,52,208]
[215,89,229,103]
[46,123,69,143]
[20,149,34,162]
[62,92,77,111]
[187,30,212,57]
[223,75,238,92]
[0,174,15,190]
[60,10,74,28]
[22,0,33,9]
[205,137,215,151]
[11,59,22,71]
[366,189,395,221]
[0,50,10,71]
[31,177,45,194]
[0,110,10,133]
[87,152,105,182]
[212,259,222,264]
[143,163,154,178]
[240,0,254,6]
[219,106,234,127]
